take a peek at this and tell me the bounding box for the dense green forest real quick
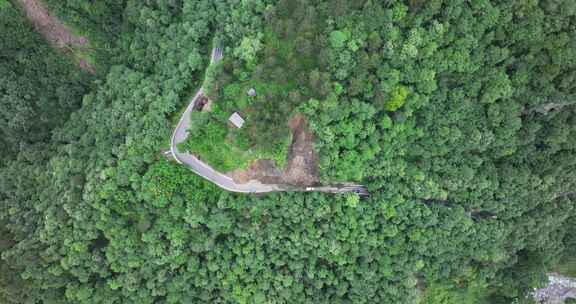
[42,0,128,72]
[0,2,92,163]
[1,0,576,303]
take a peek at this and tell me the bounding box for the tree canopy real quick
[1,0,575,303]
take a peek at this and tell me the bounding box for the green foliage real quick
[192,0,332,171]
[556,259,576,277]
[37,0,128,73]
[234,35,263,68]
[178,113,252,172]
[422,282,489,304]
[1,0,576,303]
[0,4,91,160]
[329,30,348,49]
[384,85,409,111]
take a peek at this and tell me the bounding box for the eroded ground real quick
[14,0,95,72]
[228,114,320,186]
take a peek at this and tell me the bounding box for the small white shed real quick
[229,112,245,128]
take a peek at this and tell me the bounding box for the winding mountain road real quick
[170,46,367,195]
[170,47,285,193]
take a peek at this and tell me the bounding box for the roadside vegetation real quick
[1,1,576,304]
[556,259,576,278]
[180,0,331,172]
[555,217,576,277]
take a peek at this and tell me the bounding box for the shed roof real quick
[229,112,245,128]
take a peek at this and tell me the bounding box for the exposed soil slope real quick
[283,114,320,185]
[171,46,365,194]
[228,114,320,186]
[13,0,95,72]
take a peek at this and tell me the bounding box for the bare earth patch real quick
[228,113,320,186]
[14,0,95,73]
[193,94,213,112]
[228,160,284,184]
[282,114,320,185]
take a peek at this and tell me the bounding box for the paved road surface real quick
[170,46,367,195]
[170,47,284,193]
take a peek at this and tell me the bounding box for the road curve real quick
[170,46,368,195]
[170,47,285,193]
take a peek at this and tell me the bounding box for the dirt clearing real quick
[13,0,95,73]
[228,113,320,186]
[282,114,320,185]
